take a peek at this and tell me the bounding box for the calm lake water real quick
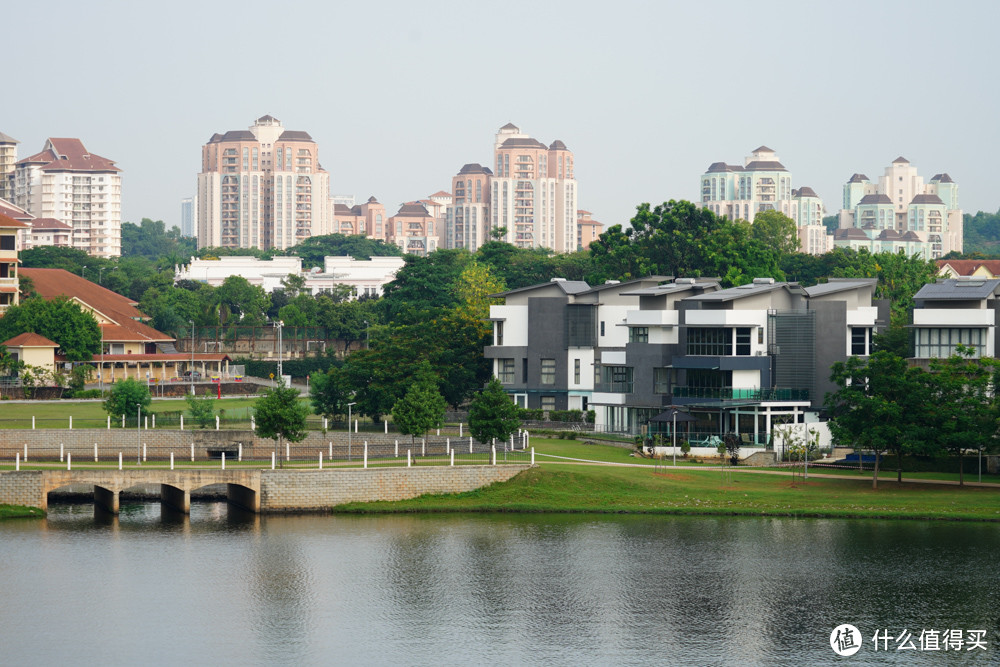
[1,503,998,666]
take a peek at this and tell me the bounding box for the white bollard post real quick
[215,415,219,431]
[436,428,440,436]
[107,415,111,430]
[450,450,454,467]
[511,434,515,451]
[286,443,290,462]
[69,415,72,429]
[143,443,147,462]
[469,437,473,454]
[422,439,425,457]
[222,452,226,470]
[319,452,323,469]
[238,443,242,462]
[60,443,64,462]
[144,416,148,430]
[180,415,184,431]
[491,445,496,466]
[15,452,19,471]
[323,417,328,431]
[152,414,156,429]
[122,414,125,428]
[384,420,388,434]
[271,451,276,470]
[67,452,72,470]
[354,419,358,433]
[407,450,411,467]
[94,443,98,462]
[395,440,398,457]
[251,416,255,431]
[170,452,175,470]
[447,438,450,454]
[364,441,368,469]
[329,441,333,459]
[119,452,123,471]
[532,447,535,465]
[24,444,27,461]
[459,422,463,437]
[32,416,35,429]
[191,443,195,462]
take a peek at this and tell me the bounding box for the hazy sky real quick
[6,0,999,233]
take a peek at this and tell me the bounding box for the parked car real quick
[182,371,202,380]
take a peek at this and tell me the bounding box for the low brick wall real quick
[0,470,44,508]
[260,464,532,512]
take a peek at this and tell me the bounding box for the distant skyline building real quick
[834,157,962,259]
[0,131,18,202]
[196,115,332,251]
[332,196,386,237]
[445,163,492,251]
[387,202,437,256]
[180,197,195,237]
[699,146,831,255]
[576,210,603,250]
[13,137,122,258]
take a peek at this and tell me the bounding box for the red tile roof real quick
[2,332,59,347]
[95,353,231,362]
[18,138,120,173]
[19,268,174,343]
[430,191,452,198]
[0,212,30,229]
[0,198,32,221]
[936,260,1000,277]
[28,217,71,230]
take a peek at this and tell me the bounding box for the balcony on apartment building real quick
[671,386,809,402]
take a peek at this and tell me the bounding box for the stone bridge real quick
[3,469,260,514]
[0,464,532,514]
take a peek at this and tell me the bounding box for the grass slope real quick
[333,465,1000,522]
[0,504,44,520]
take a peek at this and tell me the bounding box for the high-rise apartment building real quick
[834,158,962,259]
[0,132,18,202]
[387,202,437,256]
[576,210,604,250]
[699,146,831,255]
[332,196,387,237]
[196,115,331,250]
[14,138,122,258]
[180,197,196,237]
[445,124,578,253]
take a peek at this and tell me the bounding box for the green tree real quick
[749,210,800,257]
[827,351,925,487]
[391,370,447,446]
[254,385,310,465]
[284,233,403,269]
[380,249,472,323]
[309,366,353,421]
[0,296,101,361]
[121,218,196,260]
[215,275,270,325]
[184,392,216,429]
[104,378,152,421]
[468,378,520,444]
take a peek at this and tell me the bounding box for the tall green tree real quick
[391,369,447,446]
[468,378,520,445]
[0,297,101,361]
[215,275,270,325]
[103,378,152,421]
[284,233,402,269]
[309,366,353,421]
[254,385,310,465]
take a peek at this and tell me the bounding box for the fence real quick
[0,433,534,471]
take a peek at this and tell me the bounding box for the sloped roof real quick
[277,130,313,142]
[392,202,431,217]
[834,228,871,240]
[19,268,174,343]
[430,190,452,197]
[0,212,30,229]
[935,260,1000,277]
[493,279,592,298]
[911,193,944,205]
[847,173,870,183]
[744,160,787,171]
[804,278,876,298]
[933,173,954,183]
[0,198,32,221]
[2,332,59,348]
[915,279,1000,301]
[28,217,71,231]
[893,156,909,164]
[499,137,547,150]
[686,280,800,302]
[794,186,819,198]
[18,138,119,173]
[752,145,775,153]
[858,193,892,205]
[500,122,519,130]
[706,162,742,173]
[0,131,17,144]
[257,114,279,123]
[549,139,568,150]
[458,163,492,175]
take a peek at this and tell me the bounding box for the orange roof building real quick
[0,212,29,314]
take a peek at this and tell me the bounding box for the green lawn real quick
[532,438,709,466]
[333,464,1000,521]
[0,504,45,520]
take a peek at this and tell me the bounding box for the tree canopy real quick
[391,367,447,444]
[468,378,521,444]
[0,296,101,361]
[103,378,152,420]
[254,384,310,449]
[284,233,402,269]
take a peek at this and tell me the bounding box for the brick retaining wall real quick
[0,470,43,508]
[260,464,532,511]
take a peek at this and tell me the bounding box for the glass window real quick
[541,396,555,411]
[629,327,649,343]
[541,359,556,385]
[600,321,605,337]
[735,327,751,356]
[687,328,732,356]
[498,359,515,384]
[495,321,504,346]
[654,368,671,394]
[574,359,581,384]
[851,327,868,356]
[914,328,984,359]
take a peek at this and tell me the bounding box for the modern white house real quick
[910,277,1000,361]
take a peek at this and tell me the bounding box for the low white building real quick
[175,255,404,298]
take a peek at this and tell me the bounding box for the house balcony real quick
[672,386,809,402]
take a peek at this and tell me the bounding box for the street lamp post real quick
[347,402,356,461]
[82,265,86,279]
[98,267,105,285]
[99,325,104,394]
[136,403,141,465]
[189,320,195,395]
[277,320,283,384]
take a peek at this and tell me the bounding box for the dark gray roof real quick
[257,114,279,123]
[932,173,954,183]
[847,173,869,183]
[277,130,313,142]
[914,279,1000,301]
[893,156,909,164]
[794,186,818,198]
[901,231,922,241]
[910,193,944,205]
[858,193,892,205]
[458,163,493,175]
[752,145,775,153]
[621,279,720,296]
[706,162,743,173]
[744,160,787,171]
[804,278,877,298]
[333,204,353,214]
[500,137,547,150]
[216,130,255,142]
[549,140,568,150]
[493,279,591,298]
[877,229,902,240]
[0,132,18,144]
[578,276,673,295]
[393,202,430,217]
[500,122,519,131]
[833,228,870,240]
[686,279,799,302]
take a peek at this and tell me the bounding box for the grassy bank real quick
[333,464,1000,522]
[0,504,44,520]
